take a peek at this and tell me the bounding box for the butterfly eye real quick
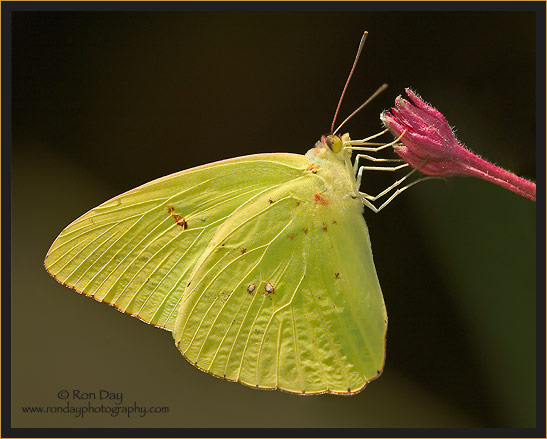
[325,135,343,153]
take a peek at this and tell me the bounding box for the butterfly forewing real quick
[45,154,308,330]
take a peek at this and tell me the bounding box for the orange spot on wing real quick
[314,192,329,205]
[167,205,188,229]
[307,164,318,174]
[173,214,188,229]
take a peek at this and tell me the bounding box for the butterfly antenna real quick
[333,83,388,135]
[330,31,368,134]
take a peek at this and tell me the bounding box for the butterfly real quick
[44,32,408,395]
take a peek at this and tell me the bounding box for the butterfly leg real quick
[352,154,405,176]
[355,163,410,188]
[344,129,407,155]
[358,165,419,201]
[360,176,435,213]
[358,159,439,212]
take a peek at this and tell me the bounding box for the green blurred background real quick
[11,10,536,428]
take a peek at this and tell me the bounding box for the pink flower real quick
[380,88,536,202]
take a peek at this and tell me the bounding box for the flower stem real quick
[458,149,536,201]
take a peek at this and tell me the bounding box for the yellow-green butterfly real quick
[45,32,408,395]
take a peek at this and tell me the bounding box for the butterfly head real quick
[320,133,352,158]
[307,133,352,163]
[324,133,351,152]
[323,134,343,153]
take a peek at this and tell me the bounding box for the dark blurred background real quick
[11,10,537,428]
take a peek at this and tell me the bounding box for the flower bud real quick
[381,89,536,201]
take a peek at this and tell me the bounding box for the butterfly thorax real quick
[305,135,362,212]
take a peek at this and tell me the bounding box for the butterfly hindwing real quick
[44,154,309,330]
[173,166,387,394]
